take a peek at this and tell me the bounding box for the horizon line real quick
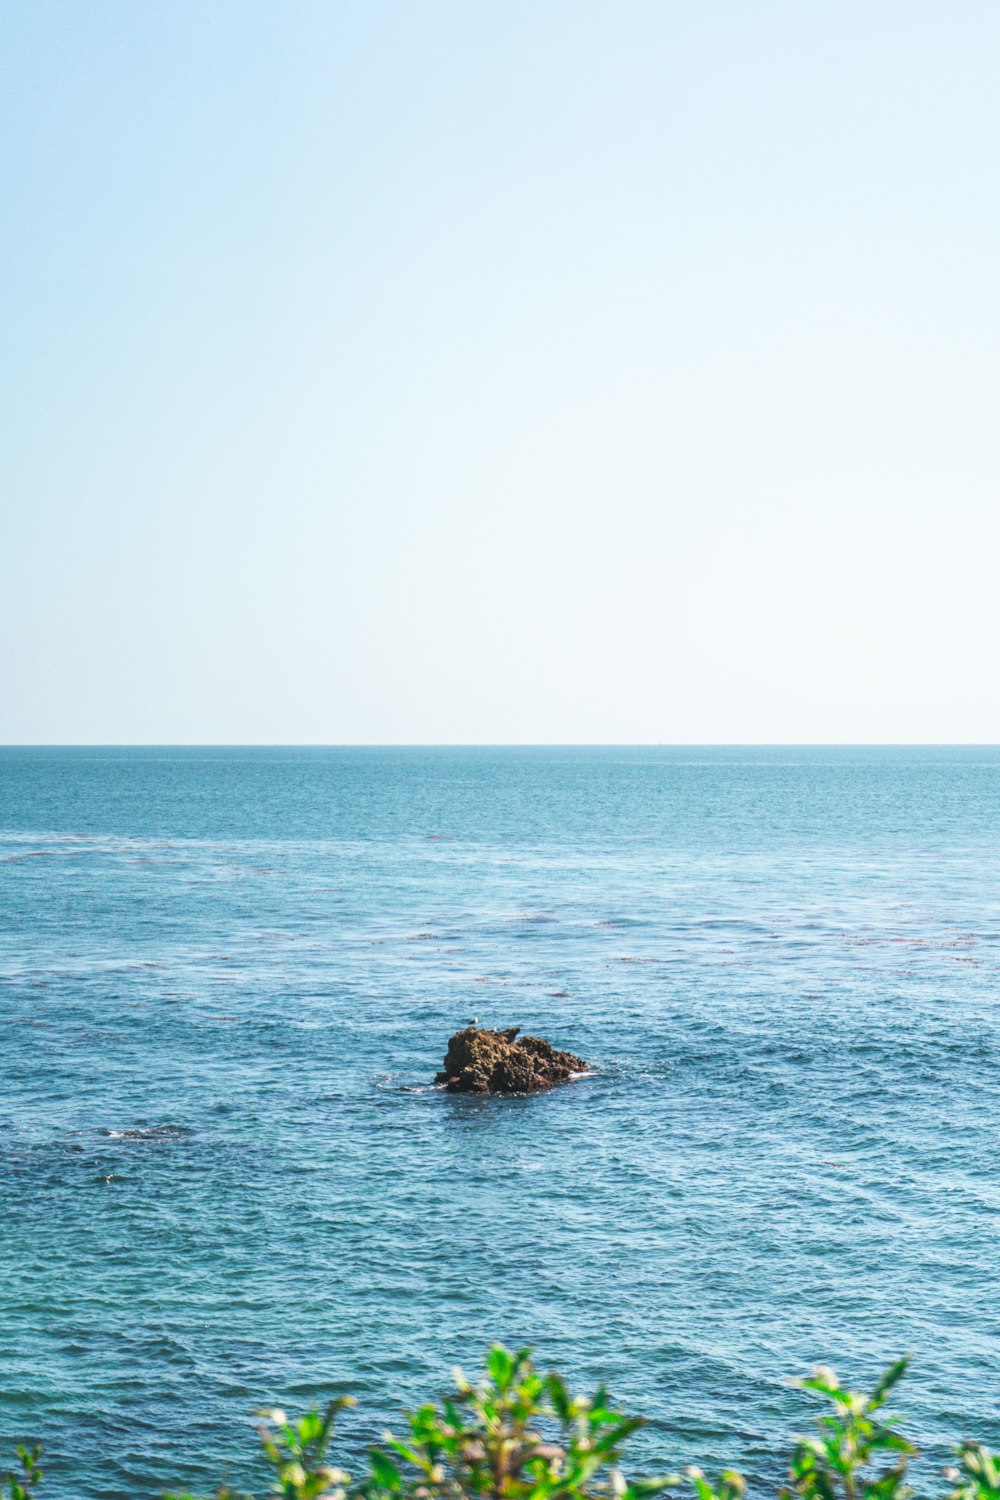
[3,742,1000,751]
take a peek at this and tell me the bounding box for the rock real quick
[436,1026,587,1095]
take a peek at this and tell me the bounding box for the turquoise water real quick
[1,746,999,1497]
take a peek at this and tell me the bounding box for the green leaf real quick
[368,1449,402,1491]
[869,1359,910,1412]
[487,1346,515,1389]
[624,1475,684,1496]
[547,1374,571,1423]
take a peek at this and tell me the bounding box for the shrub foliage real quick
[3,1346,998,1500]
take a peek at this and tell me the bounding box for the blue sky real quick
[3,1,998,742]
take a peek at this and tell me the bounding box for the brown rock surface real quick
[436,1026,587,1094]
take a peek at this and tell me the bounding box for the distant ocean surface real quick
[2,746,999,1498]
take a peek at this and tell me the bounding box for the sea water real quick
[1,746,998,1498]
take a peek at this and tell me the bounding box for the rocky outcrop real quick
[436,1026,587,1095]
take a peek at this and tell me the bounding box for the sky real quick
[2,0,999,744]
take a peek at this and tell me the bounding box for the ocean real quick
[1,746,998,1498]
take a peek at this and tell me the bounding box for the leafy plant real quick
[782,1356,914,1500]
[4,1347,1000,1500]
[945,1445,1000,1500]
[365,1342,675,1500]
[163,1397,357,1500]
[0,1444,42,1500]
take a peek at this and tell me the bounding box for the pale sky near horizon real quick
[3,1,999,744]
